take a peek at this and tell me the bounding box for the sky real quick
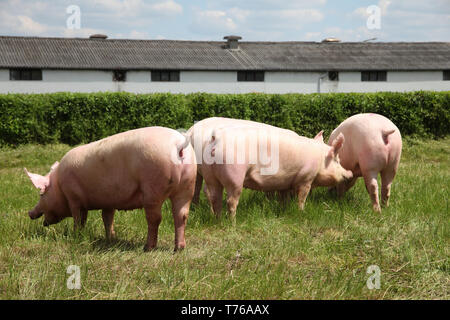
[0,0,449,42]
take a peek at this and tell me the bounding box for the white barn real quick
[0,35,449,94]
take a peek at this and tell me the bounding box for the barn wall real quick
[333,71,449,92]
[0,69,449,94]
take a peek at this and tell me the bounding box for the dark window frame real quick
[444,70,450,81]
[151,70,180,82]
[328,71,339,81]
[113,70,127,82]
[237,71,265,82]
[10,69,42,81]
[361,71,387,82]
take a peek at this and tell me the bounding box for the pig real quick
[326,113,402,212]
[24,127,197,251]
[187,117,353,218]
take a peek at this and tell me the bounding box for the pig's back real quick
[58,127,189,209]
[331,113,399,146]
[61,127,178,171]
[329,113,401,172]
[189,117,298,143]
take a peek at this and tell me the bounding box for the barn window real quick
[361,71,387,81]
[328,71,339,81]
[151,70,180,82]
[444,70,450,81]
[113,70,126,82]
[237,71,265,82]
[10,69,42,81]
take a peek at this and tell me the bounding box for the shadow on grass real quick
[90,237,175,253]
[308,187,359,206]
[189,187,362,222]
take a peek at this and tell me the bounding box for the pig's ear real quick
[314,130,324,143]
[24,168,50,195]
[50,161,59,171]
[329,133,345,156]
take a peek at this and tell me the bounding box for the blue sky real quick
[0,0,449,42]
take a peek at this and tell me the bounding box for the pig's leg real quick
[362,171,381,213]
[381,168,396,208]
[225,185,243,221]
[192,174,203,205]
[80,210,88,228]
[297,182,312,210]
[70,203,85,231]
[144,202,163,251]
[220,166,246,221]
[170,196,191,251]
[102,209,116,240]
[204,181,224,218]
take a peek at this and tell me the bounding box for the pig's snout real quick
[28,210,43,220]
[343,170,353,182]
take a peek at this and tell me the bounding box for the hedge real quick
[0,91,448,146]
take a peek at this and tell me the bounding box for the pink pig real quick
[188,117,353,218]
[326,113,402,212]
[25,127,197,251]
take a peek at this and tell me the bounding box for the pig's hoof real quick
[174,245,185,252]
[106,233,117,241]
[373,205,382,213]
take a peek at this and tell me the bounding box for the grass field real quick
[0,137,448,300]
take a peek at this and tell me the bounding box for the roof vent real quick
[224,35,242,49]
[89,34,108,40]
[321,37,341,43]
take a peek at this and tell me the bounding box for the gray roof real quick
[0,36,449,71]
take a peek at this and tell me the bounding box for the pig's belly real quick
[82,185,144,211]
[243,171,292,191]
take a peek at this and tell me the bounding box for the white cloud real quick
[92,0,125,12]
[0,0,447,41]
[227,7,251,23]
[191,10,238,35]
[208,0,327,10]
[16,15,49,34]
[151,1,183,15]
[379,0,392,14]
[387,0,449,12]
[388,9,450,28]
[0,0,185,38]
[353,0,391,18]
[0,11,49,36]
[190,6,324,39]
[347,0,450,41]
[195,0,326,39]
[267,9,323,22]
[93,0,182,17]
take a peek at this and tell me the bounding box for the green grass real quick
[0,137,448,300]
